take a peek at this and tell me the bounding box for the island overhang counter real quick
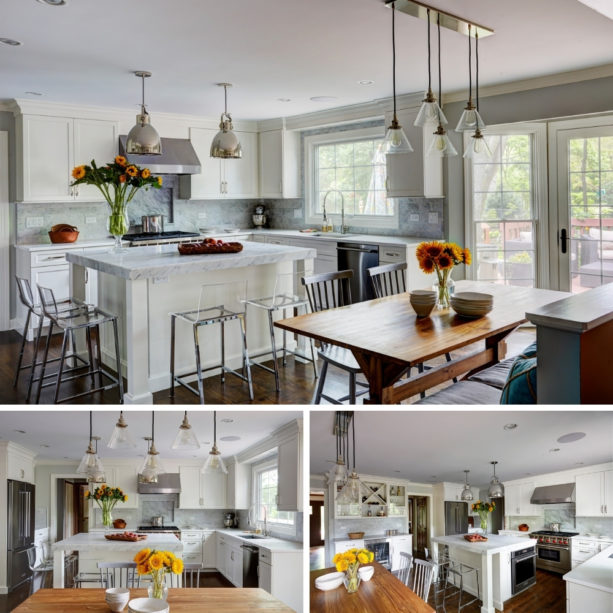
[431,534,537,613]
[66,241,316,403]
[52,532,183,589]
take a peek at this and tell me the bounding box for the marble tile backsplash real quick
[335,517,407,537]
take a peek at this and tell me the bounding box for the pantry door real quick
[550,116,613,292]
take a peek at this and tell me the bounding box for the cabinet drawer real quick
[266,237,290,246]
[183,553,202,565]
[182,531,203,540]
[182,541,202,551]
[31,250,73,267]
[259,548,272,563]
[379,245,406,263]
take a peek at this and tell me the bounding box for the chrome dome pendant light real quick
[463,31,492,159]
[126,71,162,155]
[77,411,106,483]
[455,25,486,134]
[107,410,136,449]
[414,8,447,128]
[461,469,474,501]
[202,411,228,474]
[383,2,413,155]
[172,410,200,450]
[139,412,165,483]
[488,460,504,498]
[210,83,242,159]
[427,13,457,158]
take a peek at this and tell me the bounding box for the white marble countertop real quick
[16,239,115,251]
[215,529,302,553]
[432,534,537,555]
[53,532,183,552]
[332,533,411,543]
[498,530,534,537]
[564,544,613,593]
[65,241,316,280]
[254,229,432,247]
[574,534,613,542]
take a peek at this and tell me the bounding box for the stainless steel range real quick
[137,525,181,539]
[529,530,578,573]
[123,231,200,247]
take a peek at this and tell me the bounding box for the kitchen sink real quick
[240,534,266,539]
[308,232,357,238]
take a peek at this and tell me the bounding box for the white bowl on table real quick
[128,598,169,613]
[105,588,130,612]
[315,571,344,591]
[358,565,374,581]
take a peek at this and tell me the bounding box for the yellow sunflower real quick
[357,552,369,564]
[136,562,150,575]
[157,176,163,186]
[335,559,349,572]
[115,155,127,167]
[134,548,151,564]
[149,552,164,571]
[72,165,86,180]
[141,168,151,179]
[463,247,472,266]
[126,165,138,177]
[171,558,183,575]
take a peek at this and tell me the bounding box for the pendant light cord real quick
[213,410,217,445]
[352,412,356,471]
[151,410,155,445]
[468,24,472,104]
[141,75,146,111]
[392,2,397,120]
[437,12,443,127]
[224,86,228,116]
[426,8,431,93]
[89,410,93,441]
[475,30,479,111]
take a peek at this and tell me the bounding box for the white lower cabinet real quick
[228,542,243,588]
[216,534,227,578]
[258,547,302,613]
[202,531,216,568]
[334,539,364,555]
[258,551,272,592]
[571,537,613,568]
[389,535,412,572]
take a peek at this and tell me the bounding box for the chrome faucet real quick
[323,190,348,234]
[262,505,268,537]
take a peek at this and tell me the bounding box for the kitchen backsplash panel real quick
[336,517,407,537]
[575,516,613,536]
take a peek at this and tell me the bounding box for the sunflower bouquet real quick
[85,484,127,528]
[332,548,374,593]
[134,548,183,600]
[416,241,472,308]
[71,156,162,246]
[472,500,495,533]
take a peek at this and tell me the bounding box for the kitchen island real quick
[564,543,613,612]
[66,241,315,403]
[52,532,183,589]
[431,534,537,613]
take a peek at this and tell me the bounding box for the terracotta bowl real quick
[49,226,79,243]
[113,518,127,529]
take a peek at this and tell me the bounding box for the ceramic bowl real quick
[315,571,344,591]
[105,588,130,612]
[127,598,169,613]
[410,297,436,318]
[358,565,374,581]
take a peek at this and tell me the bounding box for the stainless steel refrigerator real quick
[7,479,35,591]
[445,501,468,535]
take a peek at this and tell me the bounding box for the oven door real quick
[511,548,536,594]
[535,544,570,573]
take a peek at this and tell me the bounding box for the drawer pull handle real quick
[45,256,66,260]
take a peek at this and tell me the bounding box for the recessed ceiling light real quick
[549,448,560,453]
[63,457,70,460]
[13,429,26,434]
[575,462,585,466]
[0,38,22,47]
[220,435,241,442]
[310,96,338,102]
[557,432,586,444]
[394,470,401,473]
[25,91,42,96]
[36,0,67,5]
[220,418,234,423]
[40,444,50,448]
[358,80,374,86]
[504,423,518,430]
[277,98,291,102]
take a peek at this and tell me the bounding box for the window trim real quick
[252,457,296,537]
[304,126,399,229]
[463,122,548,287]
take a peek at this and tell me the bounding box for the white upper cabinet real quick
[179,465,227,509]
[504,482,541,516]
[100,464,139,509]
[384,107,443,198]
[259,129,300,198]
[277,425,302,512]
[17,114,118,203]
[189,127,258,199]
[576,470,613,517]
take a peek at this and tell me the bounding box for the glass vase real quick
[433,270,455,309]
[148,574,168,600]
[101,505,113,528]
[344,567,361,593]
[107,205,129,251]
[479,513,488,534]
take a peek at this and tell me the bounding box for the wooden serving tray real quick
[104,533,147,542]
[464,534,488,542]
[178,241,243,255]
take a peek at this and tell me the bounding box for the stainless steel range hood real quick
[137,473,181,494]
[119,136,201,175]
[530,483,575,504]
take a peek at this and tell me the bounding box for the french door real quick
[550,117,613,292]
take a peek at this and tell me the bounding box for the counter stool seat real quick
[443,557,481,612]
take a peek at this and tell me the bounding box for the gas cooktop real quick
[138,525,180,531]
[530,530,578,537]
[123,231,200,242]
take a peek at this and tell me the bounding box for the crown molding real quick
[235,418,301,464]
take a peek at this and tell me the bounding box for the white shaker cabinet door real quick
[576,472,604,516]
[224,131,259,198]
[189,127,223,198]
[201,471,227,509]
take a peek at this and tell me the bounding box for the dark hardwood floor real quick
[0,328,536,405]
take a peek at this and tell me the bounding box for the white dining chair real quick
[411,558,435,602]
[397,551,413,586]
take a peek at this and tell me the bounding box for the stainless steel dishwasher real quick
[241,544,259,587]
[337,241,379,302]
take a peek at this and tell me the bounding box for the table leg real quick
[480,553,494,613]
[53,550,65,589]
[351,351,407,404]
[124,278,153,404]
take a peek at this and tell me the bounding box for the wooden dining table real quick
[13,587,295,612]
[275,280,568,403]
[310,561,434,612]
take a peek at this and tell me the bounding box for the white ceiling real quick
[1,0,613,120]
[0,409,301,463]
[310,411,613,489]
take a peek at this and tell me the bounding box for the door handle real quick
[559,228,568,254]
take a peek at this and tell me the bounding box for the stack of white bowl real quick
[128,598,169,613]
[450,292,494,318]
[409,290,437,318]
[105,588,130,612]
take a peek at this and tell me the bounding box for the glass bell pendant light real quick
[384,2,413,155]
[487,461,504,498]
[337,412,362,504]
[427,14,457,158]
[107,410,136,449]
[77,411,106,482]
[210,83,242,159]
[455,27,486,133]
[172,411,200,450]
[461,470,474,501]
[126,71,162,155]
[202,411,228,474]
[414,8,447,128]
[463,128,492,159]
[139,412,165,483]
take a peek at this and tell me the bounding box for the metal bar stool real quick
[442,556,481,612]
[98,562,140,588]
[35,285,124,404]
[424,545,451,597]
[170,280,253,403]
[244,272,317,392]
[14,277,89,403]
